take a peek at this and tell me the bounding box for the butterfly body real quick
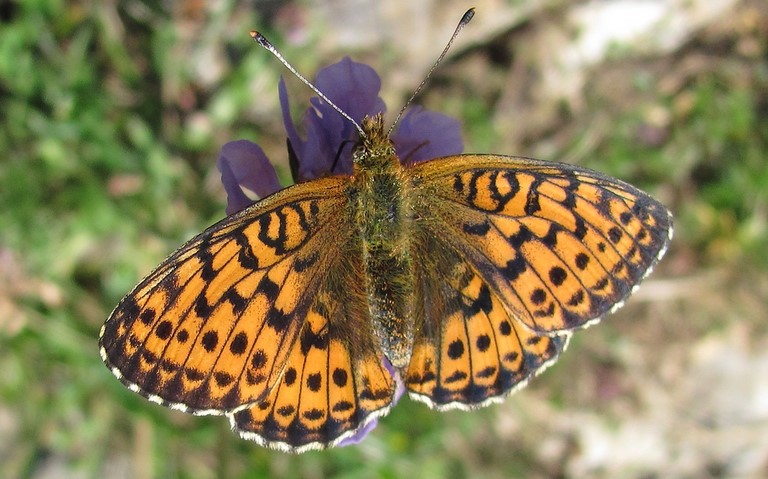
[352,114,416,368]
[100,105,672,453]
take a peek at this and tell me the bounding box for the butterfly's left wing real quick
[404,154,672,408]
[99,176,354,415]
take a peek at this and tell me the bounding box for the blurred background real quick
[1,0,767,477]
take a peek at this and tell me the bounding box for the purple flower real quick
[216,57,462,445]
[217,56,463,214]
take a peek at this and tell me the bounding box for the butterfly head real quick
[353,114,399,172]
[359,114,388,145]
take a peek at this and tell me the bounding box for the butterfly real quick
[98,10,672,453]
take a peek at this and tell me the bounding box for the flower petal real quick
[336,417,380,448]
[218,158,253,215]
[383,356,405,404]
[279,77,303,169]
[391,106,464,164]
[217,140,282,214]
[314,56,385,123]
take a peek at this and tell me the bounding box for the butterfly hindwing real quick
[99,177,351,414]
[410,154,673,334]
[230,249,397,451]
[406,235,568,409]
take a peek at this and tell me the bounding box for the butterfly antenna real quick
[387,8,475,137]
[250,31,366,138]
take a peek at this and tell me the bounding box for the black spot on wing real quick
[608,226,623,243]
[306,373,322,392]
[139,308,156,326]
[229,332,248,355]
[476,334,491,352]
[549,267,567,286]
[575,253,590,270]
[530,289,547,305]
[463,221,490,236]
[201,331,218,352]
[155,320,173,340]
[283,367,297,386]
[176,329,189,343]
[503,255,527,281]
[447,340,465,360]
[332,368,348,387]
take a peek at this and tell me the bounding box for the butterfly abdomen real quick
[351,115,416,369]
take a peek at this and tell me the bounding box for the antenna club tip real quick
[462,8,476,25]
[250,31,272,48]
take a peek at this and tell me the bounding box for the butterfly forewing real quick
[409,154,672,335]
[99,177,351,414]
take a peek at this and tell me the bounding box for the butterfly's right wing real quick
[99,176,353,415]
[404,154,671,409]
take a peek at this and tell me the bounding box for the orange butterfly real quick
[99,9,672,452]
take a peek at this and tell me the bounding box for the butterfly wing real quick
[406,232,568,409]
[404,154,672,408]
[99,176,353,415]
[411,154,672,333]
[229,249,396,451]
